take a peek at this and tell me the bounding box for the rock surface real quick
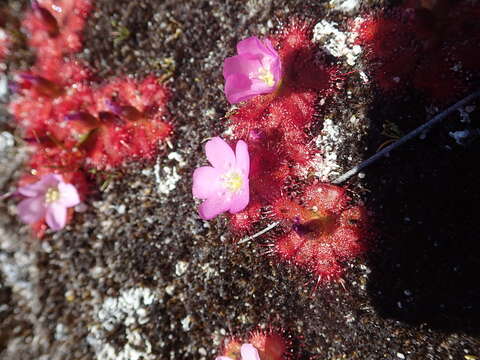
[0,0,479,359]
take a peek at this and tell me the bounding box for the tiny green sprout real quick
[99,171,122,192]
[111,20,130,45]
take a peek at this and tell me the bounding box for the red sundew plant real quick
[9,0,172,235]
[223,22,369,282]
[228,22,340,229]
[12,72,172,169]
[218,329,290,360]
[354,0,480,102]
[272,183,368,282]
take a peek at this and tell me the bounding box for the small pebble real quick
[181,315,192,331]
[175,261,189,276]
[65,290,75,302]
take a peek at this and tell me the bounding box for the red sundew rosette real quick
[352,2,480,102]
[80,76,172,169]
[271,183,368,282]
[10,61,93,140]
[13,74,172,171]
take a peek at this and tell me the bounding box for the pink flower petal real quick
[17,197,46,224]
[223,54,262,80]
[263,38,278,58]
[198,194,231,220]
[192,166,222,199]
[40,173,63,186]
[240,344,260,360]
[17,173,62,197]
[225,74,262,104]
[57,182,81,207]
[45,203,67,231]
[215,357,234,360]
[228,181,249,214]
[237,36,270,57]
[205,137,236,171]
[249,77,276,94]
[18,182,48,197]
[270,57,282,83]
[235,140,250,176]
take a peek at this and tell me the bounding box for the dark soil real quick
[0,0,479,359]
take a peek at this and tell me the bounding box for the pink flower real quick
[193,137,249,220]
[17,174,80,231]
[216,344,261,360]
[223,36,282,104]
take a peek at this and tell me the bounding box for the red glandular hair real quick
[220,329,289,360]
[10,0,172,235]
[227,22,368,282]
[354,0,480,102]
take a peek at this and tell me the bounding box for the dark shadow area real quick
[364,96,480,335]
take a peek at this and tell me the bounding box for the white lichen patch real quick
[313,20,362,66]
[0,131,15,153]
[154,151,185,195]
[359,71,369,83]
[0,73,8,99]
[0,249,35,305]
[87,287,159,360]
[329,0,360,13]
[312,118,343,181]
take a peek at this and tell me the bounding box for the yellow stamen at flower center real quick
[45,187,60,203]
[257,67,275,87]
[222,171,243,193]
